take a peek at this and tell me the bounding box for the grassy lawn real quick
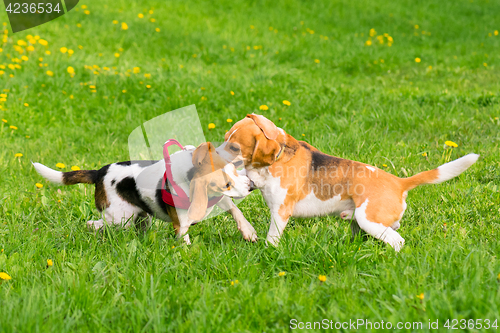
[1,0,500,331]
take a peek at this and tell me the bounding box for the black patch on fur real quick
[111,179,116,186]
[115,177,153,215]
[311,151,342,170]
[116,160,158,167]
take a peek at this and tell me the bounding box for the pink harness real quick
[161,139,222,209]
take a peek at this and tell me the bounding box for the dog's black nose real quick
[249,180,256,191]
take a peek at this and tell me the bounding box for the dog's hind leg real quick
[354,199,405,252]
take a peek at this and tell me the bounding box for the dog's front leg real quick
[168,206,192,245]
[266,209,292,247]
[217,196,257,242]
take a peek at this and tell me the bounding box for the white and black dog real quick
[33,142,257,244]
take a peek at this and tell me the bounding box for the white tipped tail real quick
[433,153,479,184]
[32,162,64,184]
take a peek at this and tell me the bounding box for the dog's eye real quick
[210,182,216,187]
[226,182,231,189]
[229,145,240,152]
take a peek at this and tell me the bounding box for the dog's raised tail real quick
[33,162,98,185]
[402,153,479,191]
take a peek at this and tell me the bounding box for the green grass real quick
[1,0,500,331]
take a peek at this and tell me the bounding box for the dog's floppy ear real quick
[192,142,215,167]
[188,177,209,221]
[252,138,281,167]
[246,114,279,140]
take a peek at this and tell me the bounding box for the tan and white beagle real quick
[34,142,257,244]
[218,114,479,251]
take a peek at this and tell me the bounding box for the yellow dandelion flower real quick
[278,271,286,277]
[314,59,320,63]
[35,183,43,188]
[415,57,421,63]
[68,49,74,55]
[382,164,388,167]
[24,103,29,106]
[46,70,54,76]
[67,66,75,74]
[150,18,156,22]
[259,105,269,111]
[0,272,12,280]
[121,22,128,30]
[365,40,372,46]
[78,45,83,49]
[146,85,151,88]
[14,153,23,157]
[230,91,235,95]
[417,293,424,300]
[414,25,419,29]
[422,152,427,157]
[483,63,487,67]
[114,53,120,58]
[133,67,140,74]
[138,13,144,18]
[144,73,151,78]
[21,55,28,61]
[71,165,80,171]
[60,47,67,53]
[227,119,233,123]
[208,123,216,129]
[283,100,291,106]
[149,10,153,14]
[1,119,7,123]
[112,20,118,24]
[445,141,458,148]
[10,125,18,130]
[122,90,127,93]
[231,281,234,286]
[56,163,65,169]
[318,275,327,282]
[45,50,51,55]
[76,23,82,28]
[155,28,160,32]
[81,4,87,9]
[84,10,90,14]
[47,259,53,266]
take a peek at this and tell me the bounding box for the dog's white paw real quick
[240,224,258,242]
[265,234,280,247]
[183,234,191,245]
[87,219,104,230]
[381,229,405,252]
[340,210,355,220]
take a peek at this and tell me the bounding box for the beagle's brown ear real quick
[251,138,281,167]
[188,178,209,221]
[192,142,215,167]
[246,114,279,140]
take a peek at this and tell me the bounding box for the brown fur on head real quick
[187,142,239,221]
[223,114,284,168]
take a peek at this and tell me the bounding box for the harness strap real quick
[161,140,222,210]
